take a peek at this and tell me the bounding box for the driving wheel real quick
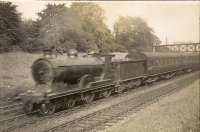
[39,103,55,116]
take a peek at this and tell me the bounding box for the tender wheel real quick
[145,77,158,84]
[163,73,175,79]
[23,101,33,114]
[134,80,142,87]
[115,85,126,94]
[166,74,172,79]
[65,98,76,108]
[81,93,95,104]
[101,90,112,98]
[39,103,55,116]
[186,69,192,73]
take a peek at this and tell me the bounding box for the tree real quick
[0,1,21,52]
[114,16,161,51]
[37,4,84,52]
[20,19,42,52]
[36,3,126,53]
[71,3,122,53]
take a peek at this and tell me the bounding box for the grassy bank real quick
[0,52,41,98]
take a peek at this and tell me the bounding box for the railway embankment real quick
[107,75,200,132]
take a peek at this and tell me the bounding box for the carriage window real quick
[162,58,165,65]
[170,57,173,64]
[163,58,166,65]
[148,59,153,66]
[177,57,180,64]
[192,57,195,63]
[150,59,153,66]
[174,57,176,64]
[179,57,182,64]
[154,59,159,66]
[166,58,169,65]
[168,58,171,64]
[157,58,161,65]
[167,57,169,64]
[183,56,186,63]
[176,57,179,64]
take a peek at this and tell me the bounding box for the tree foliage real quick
[71,3,124,53]
[20,20,42,52]
[35,3,124,53]
[37,4,84,52]
[0,2,161,53]
[114,16,161,51]
[0,1,21,52]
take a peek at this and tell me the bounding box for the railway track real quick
[0,99,20,107]
[0,91,120,132]
[0,103,21,109]
[0,103,22,113]
[0,97,121,132]
[0,100,23,120]
[43,72,198,132]
[0,97,22,111]
[0,99,12,107]
[0,72,198,132]
[0,93,121,132]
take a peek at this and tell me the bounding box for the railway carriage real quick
[144,52,199,81]
[20,49,199,115]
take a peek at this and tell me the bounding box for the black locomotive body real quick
[32,55,104,86]
[20,50,199,115]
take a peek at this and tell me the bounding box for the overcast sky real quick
[4,0,200,44]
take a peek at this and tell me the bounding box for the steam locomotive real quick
[20,49,199,115]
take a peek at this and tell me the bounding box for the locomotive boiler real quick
[32,50,105,89]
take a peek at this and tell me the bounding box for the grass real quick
[0,52,42,98]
